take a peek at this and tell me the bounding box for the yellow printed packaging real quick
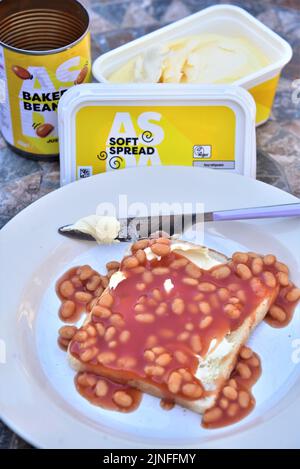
[0,0,91,159]
[93,5,292,127]
[58,84,256,185]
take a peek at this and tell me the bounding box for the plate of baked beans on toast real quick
[1,166,300,449]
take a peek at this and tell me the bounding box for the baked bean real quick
[77,265,94,281]
[227,403,239,417]
[190,334,202,353]
[168,371,182,394]
[59,280,75,298]
[86,325,97,337]
[95,323,105,337]
[251,257,263,275]
[134,303,145,313]
[123,256,139,269]
[71,276,82,288]
[97,351,116,364]
[80,347,98,362]
[228,283,239,292]
[108,340,117,348]
[144,350,155,362]
[131,266,145,275]
[185,322,194,331]
[152,267,170,275]
[117,356,137,368]
[119,330,130,343]
[159,329,174,339]
[239,346,253,360]
[74,330,88,342]
[143,271,154,284]
[95,379,109,397]
[247,356,260,367]
[152,288,162,301]
[107,269,117,279]
[92,305,111,319]
[222,386,238,401]
[170,258,189,269]
[177,331,190,341]
[145,335,157,348]
[86,275,102,292]
[229,296,240,304]
[178,369,193,381]
[135,249,146,265]
[60,300,76,319]
[198,301,211,315]
[135,313,155,323]
[155,303,167,316]
[250,277,266,297]
[236,263,252,280]
[110,313,125,328]
[98,292,114,307]
[156,353,172,366]
[144,365,165,376]
[218,288,230,301]
[182,383,202,398]
[236,362,252,379]
[238,391,250,408]
[275,261,289,273]
[101,276,109,288]
[193,293,204,302]
[104,326,116,342]
[59,325,77,340]
[269,305,286,322]
[132,239,149,252]
[263,254,276,266]
[198,282,216,292]
[106,261,120,271]
[236,289,246,303]
[262,271,276,288]
[77,373,97,387]
[94,286,104,297]
[232,252,249,264]
[151,243,170,257]
[276,271,289,287]
[147,298,157,307]
[224,304,241,319]
[182,277,198,286]
[137,295,146,304]
[88,298,98,312]
[286,287,300,302]
[156,237,171,245]
[229,379,238,389]
[203,407,223,423]
[219,398,229,410]
[113,390,133,408]
[152,346,166,354]
[211,266,231,280]
[74,291,93,304]
[185,263,202,279]
[171,298,185,315]
[174,350,188,364]
[199,316,213,329]
[81,337,97,349]
[136,282,146,291]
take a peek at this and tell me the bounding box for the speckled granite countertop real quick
[0,0,299,448]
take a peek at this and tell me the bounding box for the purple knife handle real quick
[213,203,300,221]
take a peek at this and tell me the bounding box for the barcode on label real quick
[78,166,93,179]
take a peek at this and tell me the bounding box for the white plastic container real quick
[92,4,292,126]
[58,83,256,186]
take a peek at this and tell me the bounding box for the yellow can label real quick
[75,105,236,179]
[0,33,91,155]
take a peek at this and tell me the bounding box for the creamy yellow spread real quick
[108,34,269,84]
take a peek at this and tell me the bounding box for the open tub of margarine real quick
[58,83,256,185]
[92,4,292,126]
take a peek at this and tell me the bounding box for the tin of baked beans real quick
[0,0,91,160]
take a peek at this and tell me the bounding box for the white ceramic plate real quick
[1,166,300,449]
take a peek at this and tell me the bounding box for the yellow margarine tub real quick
[58,83,256,185]
[92,5,292,126]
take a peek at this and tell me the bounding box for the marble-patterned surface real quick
[0,0,299,448]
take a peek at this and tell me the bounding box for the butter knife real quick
[58,203,300,242]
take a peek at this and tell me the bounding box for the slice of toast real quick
[68,239,279,413]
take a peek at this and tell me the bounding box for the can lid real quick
[58,83,256,186]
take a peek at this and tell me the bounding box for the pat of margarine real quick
[108,33,269,84]
[73,215,120,244]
